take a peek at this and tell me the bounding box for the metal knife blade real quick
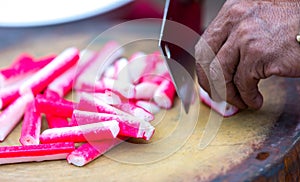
[158,0,200,113]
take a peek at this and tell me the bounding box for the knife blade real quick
[158,0,200,113]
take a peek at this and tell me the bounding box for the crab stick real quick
[46,115,70,129]
[72,110,155,140]
[0,92,34,141]
[40,120,120,143]
[153,79,176,109]
[114,102,154,122]
[19,47,79,95]
[67,139,123,167]
[35,94,74,118]
[19,101,42,145]
[199,87,239,117]
[0,54,55,87]
[135,100,161,114]
[0,142,75,165]
[75,42,123,91]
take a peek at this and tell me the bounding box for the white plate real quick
[0,0,132,27]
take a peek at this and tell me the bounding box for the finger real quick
[233,64,263,109]
[209,37,247,109]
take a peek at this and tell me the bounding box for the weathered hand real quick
[195,0,300,109]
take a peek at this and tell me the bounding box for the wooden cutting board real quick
[0,16,299,182]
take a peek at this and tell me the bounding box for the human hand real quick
[195,0,300,109]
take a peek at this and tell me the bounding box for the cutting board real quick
[0,16,299,182]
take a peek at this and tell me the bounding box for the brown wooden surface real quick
[0,16,299,182]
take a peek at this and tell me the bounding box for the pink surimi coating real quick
[114,102,154,122]
[0,142,75,165]
[135,100,161,114]
[0,54,55,87]
[0,92,34,141]
[199,87,239,117]
[19,47,79,96]
[46,115,70,129]
[40,120,120,143]
[67,139,123,167]
[35,94,75,118]
[72,110,155,140]
[153,79,176,109]
[19,101,42,145]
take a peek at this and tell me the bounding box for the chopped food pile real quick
[0,41,238,167]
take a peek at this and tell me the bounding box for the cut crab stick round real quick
[46,115,70,129]
[0,92,34,141]
[153,79,176,109]
[19,47,79,96]
[0,54,55,88]
[114,102,154,122]
[19,101,42,145]
[67,139,123,167]
[0,142,75,165]
[199,87,239,117]
[72,110,155,140]
[35,94,74,118]
[135,100,161,114]
[40,120,120,143]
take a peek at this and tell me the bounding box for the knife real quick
[158,0,201,113]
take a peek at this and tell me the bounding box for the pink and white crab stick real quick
[40,120,120,143]
[67,139,123,167]
[199,87,239,117]
[35,94,75,118]
[153,79,176,109]
[19,101,42,145]
[0,142,75,165]
[0,92,34,141]
[19,47,79,96]
[0,54,55,87]
[72,110,155,140]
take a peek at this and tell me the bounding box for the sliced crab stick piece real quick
[46,115,70,129]
[135,100,161,114]
[0,142,75,165]
[67,139,123,167]
[114,102,154,122]
[72,110,155,140]
[153,79,176,109]
[40,120,120,143]
[19,101,42,145]
[0,93,34,141]
[19,47,79,95]
[35,94,74,118]
[199,87,239,117]
[0,54,55,87]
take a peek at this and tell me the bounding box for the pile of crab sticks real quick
[0,41,238,167]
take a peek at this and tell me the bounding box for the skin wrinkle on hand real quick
[196,0,300,109]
